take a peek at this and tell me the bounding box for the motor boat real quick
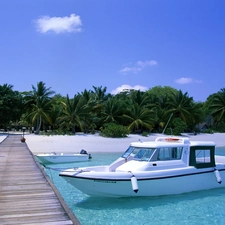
[59,136,225,197]
[36,149,92,164]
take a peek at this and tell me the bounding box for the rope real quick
[42,164,71,171]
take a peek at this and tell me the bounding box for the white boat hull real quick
[59,136,225,197]
[36,153,90,164]
[60,168,225,197]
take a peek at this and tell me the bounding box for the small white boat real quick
[59,136,225,197]
[36,149,92,164]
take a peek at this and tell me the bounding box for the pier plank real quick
[0,135,81,225]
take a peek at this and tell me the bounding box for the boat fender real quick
[131,175,139,193]
[214,169,222,184]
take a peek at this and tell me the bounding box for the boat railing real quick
[108,158,126,172]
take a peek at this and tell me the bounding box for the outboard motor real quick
[80,149,92,159]
[80,149,87,154]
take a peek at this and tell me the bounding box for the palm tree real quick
[166,90,195,123]
[0,84,23,128]
[210,88,225,124]
[48,94,65,131]
[128,90,152,107]
[90,86,111,128]
[187,102,202,126]
[91,85,110,102]
[149,95,170,132]
[23,81,55,134]
[123,90,156,132]
[155,108,172,133]
[164,90,202,133]
[80,89,96,133]
[58,94,87,134]
[101,97,125,124]
[91,85,110,109]
[123,103,155,132]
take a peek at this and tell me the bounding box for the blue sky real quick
[0,0,225,102]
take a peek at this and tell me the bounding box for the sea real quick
[43,148,225,225]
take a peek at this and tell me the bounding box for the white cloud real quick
[119,60,157,74]
[136,60,158,67]
[111,84,148,95]
[175,77,202,84]
[34,14,82,34]
[119,67,142,74]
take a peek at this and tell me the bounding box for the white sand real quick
[1,133,224,154]
[25,133,151,154]
[22,133,225,154]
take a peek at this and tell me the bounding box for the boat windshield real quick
[122,146,156,162]
[122,146,183,161]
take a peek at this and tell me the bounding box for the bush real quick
[142,132,149,137]
[201,128,214,134]
[100,123,130,138]
[164,118,187,135]
[172,118,187,135]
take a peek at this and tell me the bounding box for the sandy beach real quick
[1,132,224,154]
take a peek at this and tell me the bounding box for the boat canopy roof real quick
[130,136,215,148]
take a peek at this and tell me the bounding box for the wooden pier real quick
[0,135,81,225]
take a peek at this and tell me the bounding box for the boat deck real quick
[0,134,81,225]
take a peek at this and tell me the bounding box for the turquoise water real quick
[44,148,225,225]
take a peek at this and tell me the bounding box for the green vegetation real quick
[100,123,130,138]
[22,81,55,134]
[1,82,225,137]
[0,84,23,130]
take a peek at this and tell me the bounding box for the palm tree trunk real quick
[72,125,76,134]
[162,113,173,134]
[35,116,42,134]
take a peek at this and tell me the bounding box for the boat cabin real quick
[120,136,216,169]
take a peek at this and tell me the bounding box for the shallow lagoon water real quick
[44,148,225,225]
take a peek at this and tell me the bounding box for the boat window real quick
[157,147,183,161]
[195,150,211,164]
[122,146,135,158]
[133,149,146,159]
[189,146,215,168]
[122,147,155,161]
